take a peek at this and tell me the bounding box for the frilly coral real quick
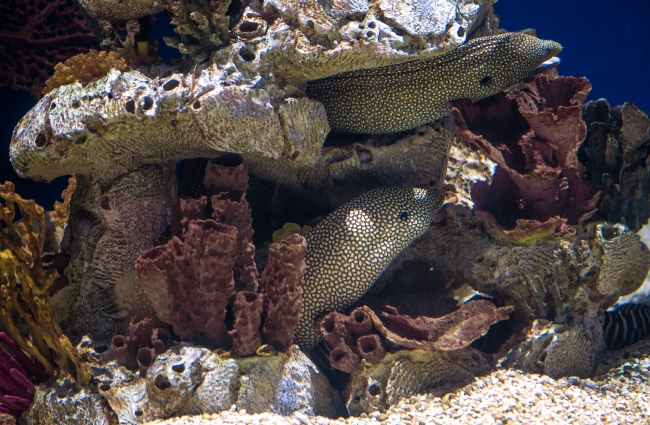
[43,50,130,95]
[318,295,511,372]
[452,75,600,242]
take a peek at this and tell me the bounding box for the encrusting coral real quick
[0,178,91,384]
[0,332,48,419]
[135,156,307,356]
[42,50,130,95]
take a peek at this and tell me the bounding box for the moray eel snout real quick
[306,33,562,134]
[295,187,445,349]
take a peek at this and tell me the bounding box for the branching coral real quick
[43,50,130,95]
[0,332,48,418]
[0,180,90,384]
[451,75,601,242]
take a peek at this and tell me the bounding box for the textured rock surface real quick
[77,0,167,21]
[27,379,116,425]
[64,165,175,341]
[346,348,492,415]
[582,101,650,232]
[33,345,341,423]
[10,69,328,182]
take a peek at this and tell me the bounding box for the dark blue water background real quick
[1,1,649,206]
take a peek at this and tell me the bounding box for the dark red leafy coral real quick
[452,76,600,240]
[317,295,511,372]
[0,333,48,419]
[110,318,171,375]
[0,0,98,97]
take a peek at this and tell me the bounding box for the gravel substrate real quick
[145,338,650,425]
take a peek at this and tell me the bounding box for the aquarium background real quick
[1,0,649,207]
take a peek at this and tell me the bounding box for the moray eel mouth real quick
[531,39,562,75]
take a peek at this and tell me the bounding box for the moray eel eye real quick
[399,211,410,220]
[480,75,492,86]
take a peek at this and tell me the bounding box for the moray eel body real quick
[306,33,562,134]
[295,187,445,349]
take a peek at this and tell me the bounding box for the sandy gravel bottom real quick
[145,339,650,425]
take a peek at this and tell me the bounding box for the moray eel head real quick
[296,187,445,349]
[306,33,562,134]
[461,32,562,102]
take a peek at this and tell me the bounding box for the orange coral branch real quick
[43,50,130,94]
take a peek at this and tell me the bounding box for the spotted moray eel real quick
[306,33,561,134]
[295,187,445,349]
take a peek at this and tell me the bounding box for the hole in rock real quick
[142,96,154,110]
[35,133,47,147]
[125,100,136,113]
[368,384,381,397]
[171,363,185,373]
[154,374,172,390]
[163,79,180,91]
[239,46,256,62]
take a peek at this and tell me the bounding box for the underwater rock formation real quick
[346,348,492,415]
[29,344,341,423]
[64,165,175,341]
[452,75,600,241]
[385,203,650,378]
[581,100,650,232]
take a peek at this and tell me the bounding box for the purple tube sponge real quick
[0,333,48,418]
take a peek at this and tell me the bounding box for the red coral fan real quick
[0,0,98,97]
[42,50,130,94]
[136,155,306,356]
[110,318,171,375]
[451,76,600,241]
[317,295,511,373]
[0,333,48,419]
